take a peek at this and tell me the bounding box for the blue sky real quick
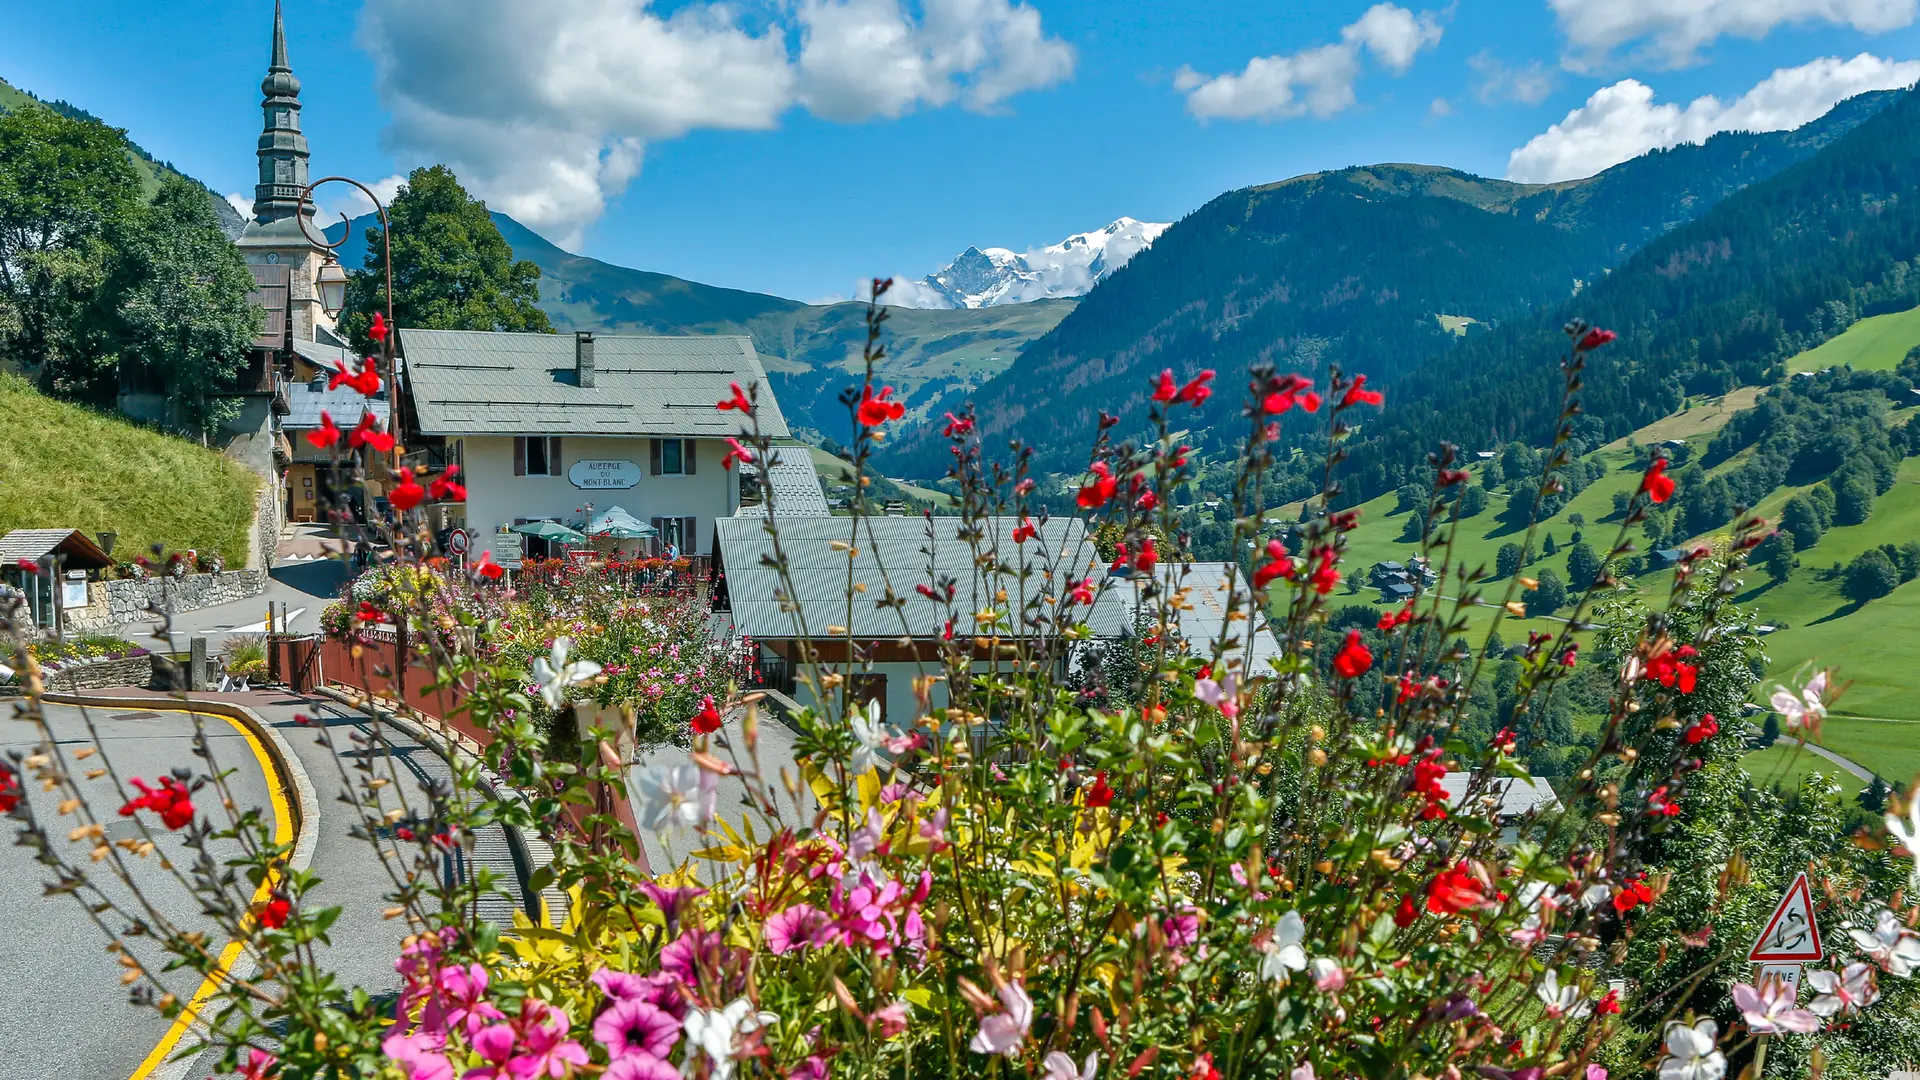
[4,1,1919,302]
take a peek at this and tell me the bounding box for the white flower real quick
[1887,797,1920,890]
[684,998,778,1080]
[1309,956,1346,992]
[1580,884,1612,910]
[1260,910,1309,982]
[968,978,1033,1056]
[530,636,601,709]
[848,698,896,777]
[1850,907,1920,977]
[632,762,715,833]
[1291,1064,1315,1080]
[1808,962,1880,1017]
[1656,1018,1726,1080]
[1769,671,1828,732]
[1042,1050,1099,1080]
[1731,979,1821,1034]
[1535,969,1590,1019]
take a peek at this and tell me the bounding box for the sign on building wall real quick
[60,572,87,610]
[569,459,642,490]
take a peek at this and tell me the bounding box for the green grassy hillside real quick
[0,373,258,565]
[1788,305,1920,372]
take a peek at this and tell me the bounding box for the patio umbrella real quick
[587,506,657,539]
[511,520,587,544]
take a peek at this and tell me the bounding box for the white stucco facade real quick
[457,435,741,558]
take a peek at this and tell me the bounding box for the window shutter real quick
[650,517,665,555]
[548,437,562,474]
[514,437,526,477]
[649,439,662,475]
[683,439,696,475]
[683,517,699,554]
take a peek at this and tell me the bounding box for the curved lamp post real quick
[296,176,401,444]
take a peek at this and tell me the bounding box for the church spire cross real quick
[251,0,312,225]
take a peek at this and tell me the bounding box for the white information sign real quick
[1757,964,1804,997]
[60,575,87,609]
[488,531,525,570]
[569,459,642,490]
[1750,871,1824,963]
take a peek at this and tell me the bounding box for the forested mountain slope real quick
[879,91,1904,483]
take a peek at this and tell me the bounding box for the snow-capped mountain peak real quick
[901,217,1171,309]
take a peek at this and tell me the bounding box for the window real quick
[650,438,697,476]
[514,436,562,477]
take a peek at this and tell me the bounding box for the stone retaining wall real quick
[41,654,155,692]
[60,570,268,635]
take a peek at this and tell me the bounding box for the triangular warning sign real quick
[1749,871,1824,962]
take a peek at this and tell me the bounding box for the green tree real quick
[342,164,551,344]
[1834,470,1875,526]
[1860,775,1890,813]
[1759,530,1795,583]
[1761,712,1781,747]
[1809,482,1837,529]
[106,176,261,434]
[1525,568,1568,617]
[1542,533,1558,556]
[1566,542,1602,589]
[1495,542,1523,580]
[1897,540,1920,582]
[0,105,141,396]
[1456,484,1489,518]
[1781,494,1824,552]
[1843,548,1900,604]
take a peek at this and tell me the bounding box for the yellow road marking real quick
[125,707,294,1080]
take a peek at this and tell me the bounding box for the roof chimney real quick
[575,331,595,388]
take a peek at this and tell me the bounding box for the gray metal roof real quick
[284,375,391,430]
[1121,561,1283,674]
[716,515,1130,640]
[0,529,113,569]
[736,449,830,519]
[1439,773,1561,819]
[400,329,790,439]
[291,337,355,371]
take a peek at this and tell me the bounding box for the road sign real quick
[447,528,469,555]
[1749,871,1824,963]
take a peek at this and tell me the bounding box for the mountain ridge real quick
[900,217,1171,309]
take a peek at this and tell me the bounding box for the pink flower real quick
[1731,979,1820,1035]
[1162,907,1201,950]
[382,1029,453,1080]
[236,1048,279,1080]
[510,1001,590,1078]
[594,998,680,1059]
[1310,957,1347,992]
[465,1023,516,1080]
[592,969,688,1020]
[919,806,951,849]
[438,963,505,1037]
[872,1000,911,1039]
[605,1056,679,1080]
[765,904,834,955]
[968,979,1033,1056]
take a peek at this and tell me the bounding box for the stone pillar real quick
[189,637,208,692]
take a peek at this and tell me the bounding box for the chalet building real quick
[400,329,790,566]
[1121,561,1283,674]
[714,515,1131,726]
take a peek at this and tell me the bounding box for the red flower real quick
[1645,645,1697,693]
[1682,713,1719,745]
[1076,461,1118,509]
[1577,327,1616,351]
[692,694,723,735]
[1133,537,1158,575]
[1613,877,1656,914]
[1085,770,1114,808]
[119,776,195,831]
[1426,861,1488,915]
[368,311,389,344]
[0,764,20,814]
[389,474,425,512]
[1333,630,1373,679]
[356,601,388,625]
[1438,468,1470,486]
[1191,1053,1221,1080]
[1376,605,1414,631]
[1174,370,1215,406]
[857,384,905,427]
[1309,547,1340,594]
[1641,457,1675,504]
[1012,517,1037,544]
[942,411,974,437]
[1252,539,1292,589]
[1260,373,1317,414]
[1340,374,1384,408]
[472,550,504,580]
[348,411,396,453]
[1135,489,1158,511]
[722,437,754,470]
[304,411,342,450]
[428,465,466,502]
[1647,786,1682,818]
[1151,369,1178,403]
[1596,989,1621,1015]
[1394,893,1420,927]
[717,381,754,413]
[257,894,292,929]
[1070,577,1096,606]
[328,359,382,397]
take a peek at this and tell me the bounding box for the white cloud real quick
[1550,0,1919,69]
[1176,3,1442,122]
[224,192,252,220]
[1469,52,1555,105]
[1428,96,1453,116]
[1506,52,1920,182]
[359,0,1070,246]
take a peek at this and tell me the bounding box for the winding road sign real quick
[1749,871,1824,963]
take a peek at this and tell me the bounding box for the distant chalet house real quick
[281,371,391,522]
[0,530,115,629]
[1651,548,1686,569]
[400,329,790,566]
[1122,561,1283,675]
[733,449,832,519]
[1438,771,1561,843]
[1370,557,1435,601]
[713,516,1130,727]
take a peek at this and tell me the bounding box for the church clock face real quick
[266,253,280,264]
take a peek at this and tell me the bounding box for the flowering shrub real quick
[3,307,1917,1080]
[21,633,149,669]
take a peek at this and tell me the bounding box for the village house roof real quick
[401,329,791,439]
[1438,772,1560,819]
[0,529,115,570]
[1122,561,1283,674]
[715,515,1131,641]
[284,374,390,430]
[734,449,831,519]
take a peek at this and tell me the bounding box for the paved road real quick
[633,701,809,876]
[1773,735,1877,783]
[148,553,347,656]
[0,701,277,1080]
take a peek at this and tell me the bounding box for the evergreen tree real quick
[342,164,551,344]
[1495,543,1524,580]
[107,176,262,434]
[1525,569,1568,617]
[1843,548,1900,604]
[1566,542,1602,589]
[1860,775,1890,813]
[1457,485,1489,518]
[1761,712,1781,747]
[1543,533,1558,556]
[0,105,142,396]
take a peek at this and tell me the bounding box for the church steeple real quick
[251,0,312,225]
